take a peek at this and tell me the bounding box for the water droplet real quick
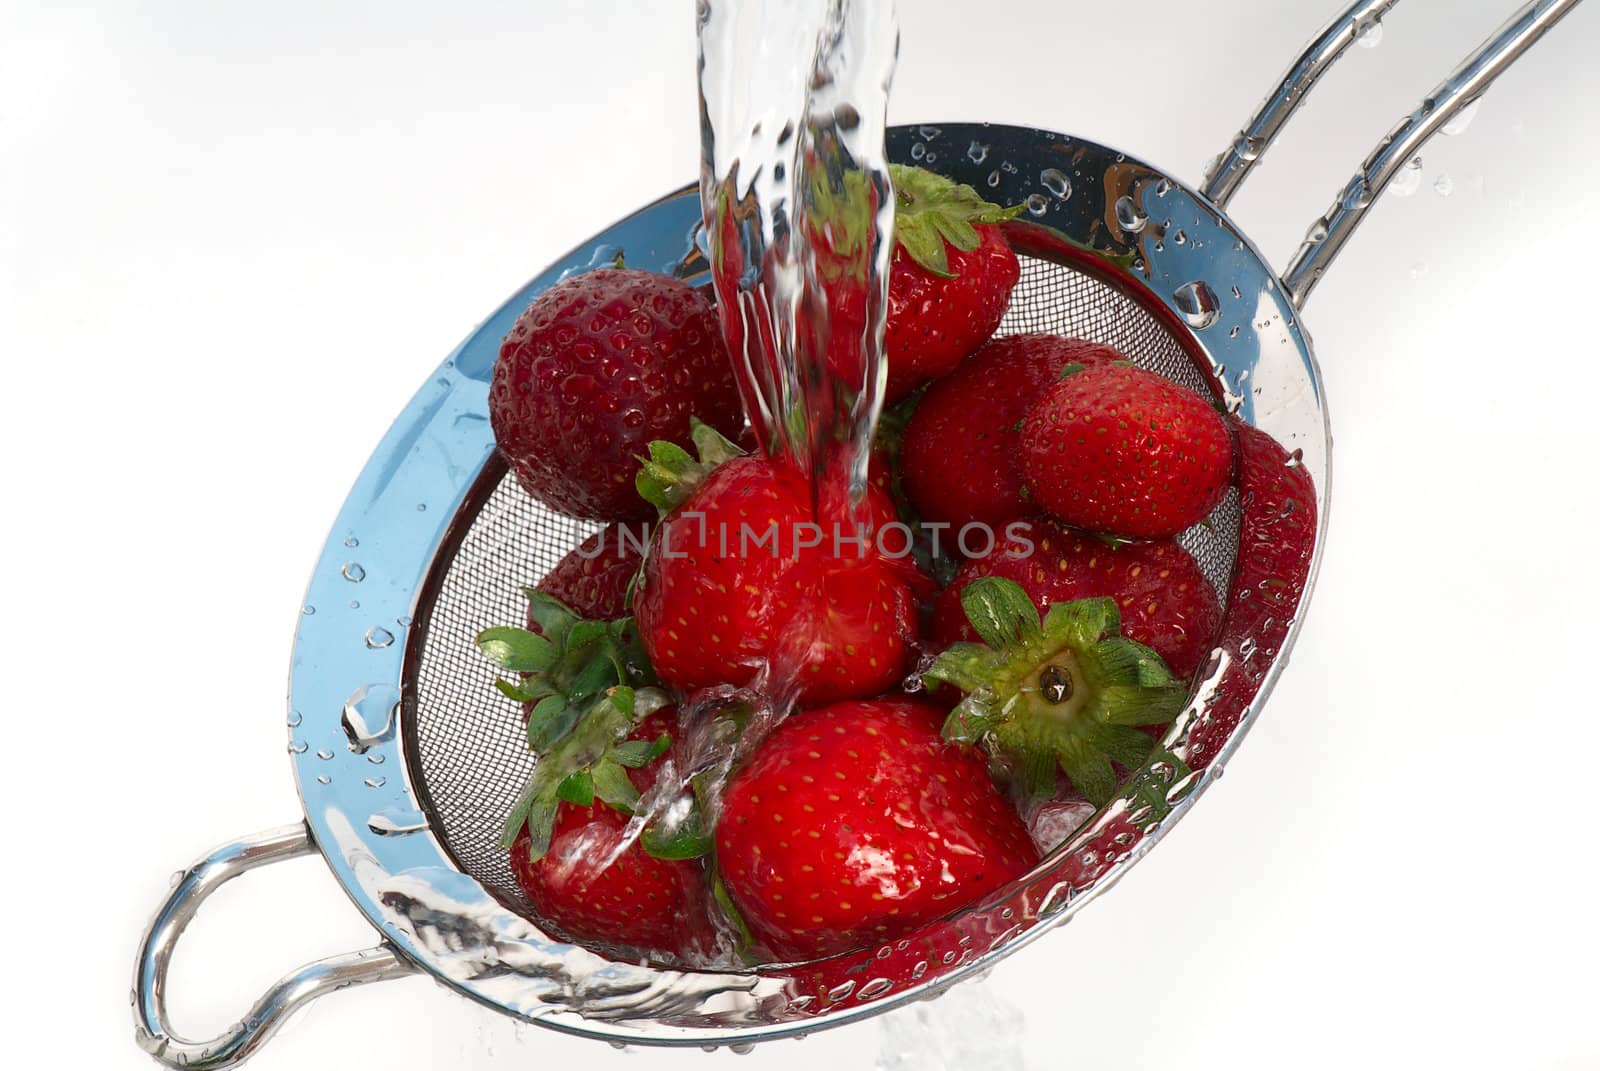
[315,774,331,785]
[730,1042,756,1055]
[827,980,856,1002]
[316,749,334,761]
[986,169,1001,188]
[1389,157,1423,197]
[1172,280,1222,329]
[966,141,989,164]
[367,807,429,836]
[288,739,308,754]
[368,752,387,765]
[1229,325,1241,339]
[857,977,894,1000]
[909,141,926,161]
[343,536,359,548]
[1154,178,1172,198]
[349,600,360,610]
[1172,230,1187,246]
[302,604,316,616]
[1232,133,1265,161]
[364,776,387,789]
[1039,168,1072,200]
[342,683,400,753]
[1442,98,1480,137]
[917,125,941,141]
[416,503,427,512]
[341,562,365,583]
[286,711,302,727]
[1356,17,1383,47]
[1024,193,1049,217]
[365,626,396,650]
[1433,172,1454,197]
[1114,195,1147,234]
[396,615,414,628]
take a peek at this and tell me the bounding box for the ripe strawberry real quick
[715,698,1038,961]
[932,520,1222,680]
[532,521,648,625]
[490,267,744,522]
[505,704,714,959]
[632,423,919,705]
[1188,421,1318,770]
[926,578,1189,806]
[882,165,1022,403]
[1018,364,1234,539]
[902,335,1124,529]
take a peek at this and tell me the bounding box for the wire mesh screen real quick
[407,254,1241,917]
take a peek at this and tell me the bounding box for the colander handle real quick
[1201,0,1402,209]
[1279,0,1583,305]
[1203,0,1584,308]
[132,823,416,1070]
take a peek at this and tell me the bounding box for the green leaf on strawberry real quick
[890,163,1023,279]
[634,417,746,514]
[925,578,1188,806]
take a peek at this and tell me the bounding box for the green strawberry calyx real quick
[477,590,684,862]
[890,163,1023,279]
[635,418,745,515]
[475,591,655,747]
[495,683,674,862]
[924,578,1187,806]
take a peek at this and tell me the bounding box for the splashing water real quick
[695,0,899,509]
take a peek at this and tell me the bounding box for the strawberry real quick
[715,698,1038,961]
[531,521,648,625]
[1187,421,1318,770]
[1018,364,1234,539]
[882,165,1022,403]
[902,335,1124,529]
[490,267,744,522]
[507,705,715,959]
[926,578,1189,806]
[932,520,1222,680]
[632,423,919,705]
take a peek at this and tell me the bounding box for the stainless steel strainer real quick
[132,2,1582,1065]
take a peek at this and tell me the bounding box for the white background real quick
[4,1,1598,1067]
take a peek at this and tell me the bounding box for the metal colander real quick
[132,2,1581,1066]
[406,253,1243,921]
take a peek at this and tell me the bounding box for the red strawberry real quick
[902,335,1124,529]
[882,165,1022,403]
[1227,420,1318,644]
[927,579,1190,806]
[532,521,648,625]
[632,424,919,705]
[932,520,1222,680]
[1188,421,1318,770]
[507,707,714,959]
[1018,364,1234,539]
[715,698,1038,961]
[490,267,743,522]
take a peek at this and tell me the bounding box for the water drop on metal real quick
[341,562,365,583]
[1039,168,1071,200]
[342,682,401,753]
[1114,195,1147,234]
[367,807,429,837]
[1356,17,1383,48]
[1442,98,1480,137]
[365,626,396,649]
[1024,193,1049,217]
[1173,280,1222,329]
